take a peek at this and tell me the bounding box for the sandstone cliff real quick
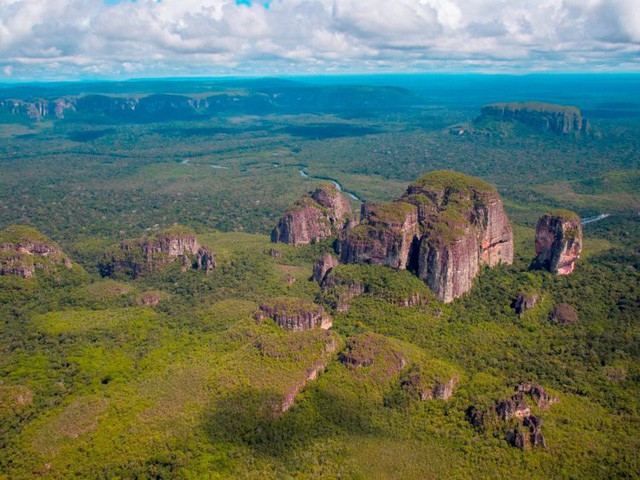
[338,170,513,303]
[533,210,582,275]
[480,102,591,135]
[271,185,353,246]
[0,225,72,278]
[339,201,419,269]
[255,297,332,331]
[99,226,215,278]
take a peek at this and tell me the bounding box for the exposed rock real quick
[281,362,327,412]
[467,382,557,449]
[339,332,406,379]
[513,292,539,316]
[99,226,215,279]
[269,248,283,258]
[339,201,419,269]
[533,210,583,275]
[401,366,459,401]
[321,264,432,312]
[339,170,513,303]
[271,185,352,246]
[550,303,579,325]
[496,392,531,420]
[255,297,332,331]
[0,225,73,278]
[480,102,591,136]
[312,253,339,283]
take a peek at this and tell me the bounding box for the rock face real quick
[271,185,353,246]
[339,170,513,303]
[513,292,539,316]
[255,297,332,331]
[480,102,591,135]
[339,202,419,269]
[99,226,215,278]
[0,225,73,278]
[467,382,557,449]
[312,253,339,283]
[533,210,583,275]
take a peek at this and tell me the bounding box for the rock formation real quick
[339,201,419,269]
[533,210,583,275]
[338,170,513,303]
[400,365,459,401]
[99,226,215,279]
[0,225,73,278]
[480,102,591,136]
[255,297,332,331]
[321,263,432,312]
[467,382,557,449]
[513,292,539,317]
[271,185,353,246]
[339,332,406,379]
[312,253,339,283]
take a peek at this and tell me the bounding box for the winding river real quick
[299,169,361,201]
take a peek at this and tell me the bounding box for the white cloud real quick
[0,0,638,80]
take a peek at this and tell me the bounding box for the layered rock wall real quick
[99,227,215,278]
[271,186,353,246]
[480,102,590,135]
[0,226,72,278]
[533,211,582,275]
[338,170,513,302]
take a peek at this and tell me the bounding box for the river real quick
[581,213,611,225]
[299,169,361,201]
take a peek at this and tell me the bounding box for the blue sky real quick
[0,0,639,81]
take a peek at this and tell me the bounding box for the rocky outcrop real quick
[467,382,557,449]
[400,365,459,401]
[255,297,332,331]
[339,332,406,380]
[338,170,513,303]
[550,303,579,325]
[513,292,539,316]
[533,210,583,275]
[312,253,339,283]
[339,202,419,269]
[0,225,73,278]
[480,102,591,135]
[99,226,215,278]
[271,185,353,246]
[321,264,432,312]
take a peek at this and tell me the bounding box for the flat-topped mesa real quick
[480,102,590,135]
[99,225,215,278]
[533,210,582,275]
[255,297,332,331]
[339,170,513,303]
[271,185,353,246]
[339,201,419,269]
[0,225,73,278]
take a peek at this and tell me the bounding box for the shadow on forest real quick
[201,383,380,457]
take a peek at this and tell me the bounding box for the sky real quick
[0,0,639,81]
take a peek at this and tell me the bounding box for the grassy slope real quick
[0,224,637,479]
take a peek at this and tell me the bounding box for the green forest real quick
[0,76,638,479]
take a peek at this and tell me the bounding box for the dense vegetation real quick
[0,75,638,479]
